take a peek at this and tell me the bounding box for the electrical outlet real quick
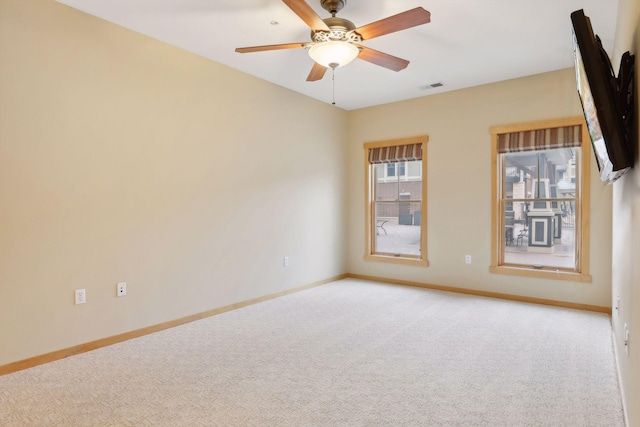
[283,256,289,267]
[465,255,472,264]
[117,282,127,297]
[615,295,620,314]
[75,289,86,305]
[624,324,629,354]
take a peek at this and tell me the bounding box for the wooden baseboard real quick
[345,273,611,314]
[1,272,610,376]
[0,274,347,377]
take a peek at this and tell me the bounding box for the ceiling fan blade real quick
[354,7,431,40]
[282,0,331,32]
[235,42,307,53]
[306,62,327,81]
[357,46,410,72]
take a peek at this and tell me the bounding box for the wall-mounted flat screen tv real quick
[571,9,633,184]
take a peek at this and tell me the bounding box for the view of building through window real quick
[374,160,422,256]
[501,147,580,270]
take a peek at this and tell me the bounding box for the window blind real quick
[497,125,582,153]
[368,143,422,164]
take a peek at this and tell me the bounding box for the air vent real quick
[419,82,444,90]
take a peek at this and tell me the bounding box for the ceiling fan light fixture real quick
[308,41,359,68]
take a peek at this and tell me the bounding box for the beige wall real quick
[611,0,640,425]
[0,0,348,366]
[346,69,614,307]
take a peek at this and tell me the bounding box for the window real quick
[490,118,591,282]
[364,136,428,266]
[385,162,406,178]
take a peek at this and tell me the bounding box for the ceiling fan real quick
[235,0,431,81]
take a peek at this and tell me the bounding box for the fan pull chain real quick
[332,68,335,105]
[329,62,338,106]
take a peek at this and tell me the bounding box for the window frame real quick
[364,136,429,266]
[489,117,592,282]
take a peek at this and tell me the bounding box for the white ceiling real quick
[55,0,620,110]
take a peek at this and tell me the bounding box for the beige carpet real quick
[0,279,625,426]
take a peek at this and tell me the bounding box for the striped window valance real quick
[497,125,582,153]
[368,143,422,164]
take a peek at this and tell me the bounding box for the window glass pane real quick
[501,146,580,271]
[503,208,576,269]
[398,160,421,198]
[375,161,421,202]
[374,202,421,256]
[375,164,398,201]
[400,160,419,180]
[504,148,577,200]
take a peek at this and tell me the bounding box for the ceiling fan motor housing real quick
[321,0,345,15]
[311,16,360,43]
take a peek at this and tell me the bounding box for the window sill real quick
[489,265,592,283]
[364,254,429,267]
